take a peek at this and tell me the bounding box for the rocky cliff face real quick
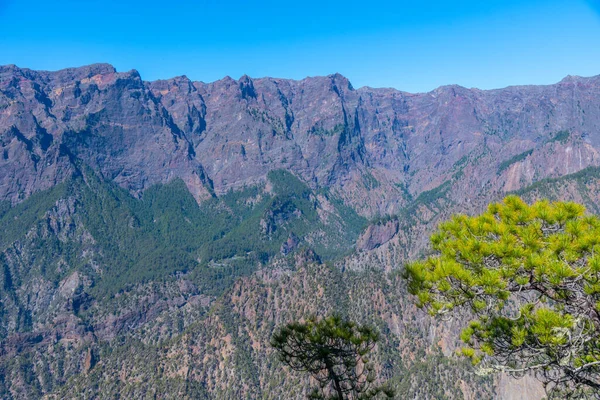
[3,64,600,214]
[2,64,600,399]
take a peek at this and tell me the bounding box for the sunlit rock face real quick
[2,64,600,216]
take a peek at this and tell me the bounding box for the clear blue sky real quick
[1,0,599,92]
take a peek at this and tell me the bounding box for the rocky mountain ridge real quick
[2,64,600,215]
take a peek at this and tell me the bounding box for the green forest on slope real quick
[0,166,366,303]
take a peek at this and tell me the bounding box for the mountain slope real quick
[2,64,600,399]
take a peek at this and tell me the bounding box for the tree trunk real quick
[326,360,344,400]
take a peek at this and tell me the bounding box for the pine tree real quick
[405,195,600,398]
[271,315,395,399]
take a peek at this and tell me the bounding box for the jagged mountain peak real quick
[5,63,600,94]
[2,63,600,217]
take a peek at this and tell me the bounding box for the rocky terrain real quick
[1,64,600,398]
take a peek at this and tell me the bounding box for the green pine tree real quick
[271,315,395,399]
[405,195,600,398]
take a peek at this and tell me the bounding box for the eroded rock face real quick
[0,64,212,204]
[356,219,399,251]
[2,64,600,216]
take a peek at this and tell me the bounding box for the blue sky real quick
[0,0,599,92]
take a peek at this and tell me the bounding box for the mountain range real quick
[2,63,600,398]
